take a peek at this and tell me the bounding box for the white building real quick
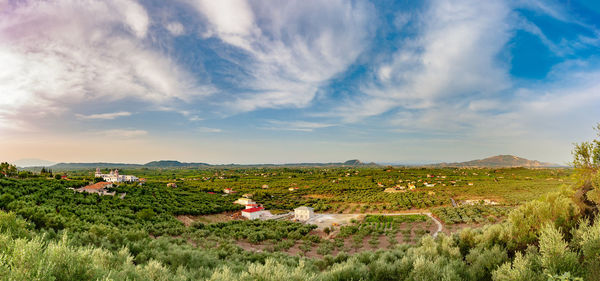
[234,198,255,205]
[241,207,266,220]
[95,168,139,183]
[294,206,315,221]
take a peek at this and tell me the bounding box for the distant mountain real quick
[48,162,142,170]
[431,155,559,168]
[30,159,375,170]
[343,159,363,165]
[144,160,210,167]
[12,158,56,167]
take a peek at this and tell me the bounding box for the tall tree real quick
[0,162,17,177]
[571,123,600,217]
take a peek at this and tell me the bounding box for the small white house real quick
[294,206,315,221]
[234,198,255,205]
[241,207,265,220]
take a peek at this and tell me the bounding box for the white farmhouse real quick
[234,198,255,205]
[294,206,315,221]
[241,207,266,220]
[95,168,139,183]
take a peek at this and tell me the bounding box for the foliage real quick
[432,205,510,224]
[1,137,599,280]
[364,214,427,223]
[571,123,600,214]
[0,162,17,177]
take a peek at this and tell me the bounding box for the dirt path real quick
[382,212,443,237]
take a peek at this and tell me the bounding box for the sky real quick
[1,0,599,165]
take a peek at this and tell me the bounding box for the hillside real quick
[28,159,375,170]
[432,155,559,168]
[12,158,56,167]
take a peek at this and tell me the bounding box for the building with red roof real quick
[77,182,115,196]
[241,206,265,220]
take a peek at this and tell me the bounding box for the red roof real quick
[82,182,111,190]
[242,207,264,213]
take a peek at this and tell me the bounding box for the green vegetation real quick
[364,214,428,223]
[432,205,511,224]
[46,164,570,213]
[0,123,599,280]
[0,178,242,235]
[0,162,17,177]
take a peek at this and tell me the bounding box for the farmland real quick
[1,163,595,280]
[62,166,571,213]
[0,166,572,257]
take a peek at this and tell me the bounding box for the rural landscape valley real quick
[2,0,600,280]
[2,142,600,281]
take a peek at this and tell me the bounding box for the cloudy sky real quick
[1,0,599,165]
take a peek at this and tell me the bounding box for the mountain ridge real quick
[16,155,562,170]
[430,155,560,168]
[26,159,374,170]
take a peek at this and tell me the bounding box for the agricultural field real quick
[2,162,599,280]
[183,214,437,258]
[1,167,564,258]
[432,205,512,225]
[60,166,571,213]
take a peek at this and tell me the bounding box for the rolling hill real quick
[431,155,560,168]
[24,159,375,170]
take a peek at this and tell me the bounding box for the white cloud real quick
[187,0,257,48]
[333,0,512,121]
[384,64,600,142]
[76,111,133,120]
[0,0,8,12]
[467,100,503,112]
[265,120,335,132]
[165,21,184,36]
[0,0,211,131]
[115,0,150,38]
[99,129,148,138]
[186,0,375,112]
[196,127,222,133]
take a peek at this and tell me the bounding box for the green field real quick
[55,166,571,212]
[1,164,598,281]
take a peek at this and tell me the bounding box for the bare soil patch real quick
[176,211,239,226]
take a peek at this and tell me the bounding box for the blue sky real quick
[1,0,599,164]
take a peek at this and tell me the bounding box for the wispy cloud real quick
[264,120,335,132]
[196,127,223,133]
[0,0,212,131]
[76,111,132,120]
[333,0,512,122]
[98,129,148,138]
[165,21,184,36]
[186,0,375,112]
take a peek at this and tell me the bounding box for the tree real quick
[0,162,17,177]
[136,208,155,221]
[571,123,600,217]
